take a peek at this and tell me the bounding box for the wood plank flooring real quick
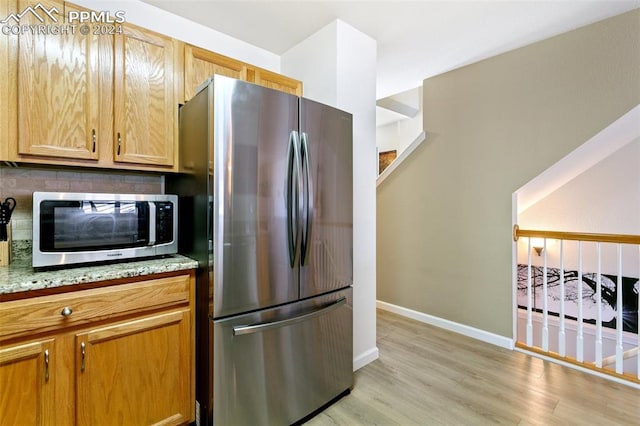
[305,309,640,425]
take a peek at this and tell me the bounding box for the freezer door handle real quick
[300,132,313,266]
[232,296,347,336]
[286,130,302,267]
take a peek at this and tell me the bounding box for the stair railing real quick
[513,225,640,382]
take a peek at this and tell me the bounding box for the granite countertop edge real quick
[0,254,199,296]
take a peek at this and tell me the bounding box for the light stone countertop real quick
[0,252,198,297]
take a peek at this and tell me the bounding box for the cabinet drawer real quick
[0,274,191,341]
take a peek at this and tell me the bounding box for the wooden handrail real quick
[602,347,639,367]
[513,225,640,245]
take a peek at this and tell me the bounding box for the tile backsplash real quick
[0,165,163,241]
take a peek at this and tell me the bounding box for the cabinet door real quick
[76,310,193,426]
[0,0,15,162]
[251,67,303,96]
[184,45,248,101]
[17,0,106,161]
[0,339,55,426]
[114,24,176,167]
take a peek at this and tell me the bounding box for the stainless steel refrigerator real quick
[167,75,353,425]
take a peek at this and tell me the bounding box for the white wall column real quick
[282,20,379,369]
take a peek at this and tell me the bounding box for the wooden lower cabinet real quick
[0,339,56,426]
[77,310,192,426]
[0,272,195,426]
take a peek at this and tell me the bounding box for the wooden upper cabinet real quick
[184,44,248,101]
[4,0,300,170]
[8,1,178,171]
[251,67,303,96]
[114,24,176,167]
[184,43,303,101]
[17,0,108,161]
[0,0,15,162]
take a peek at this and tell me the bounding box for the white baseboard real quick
[377,300,514,350]
[353,346,379,371]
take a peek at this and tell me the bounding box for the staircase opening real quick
[512,105,640,385]
[376,86,425,183]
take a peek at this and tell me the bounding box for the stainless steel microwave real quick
[32,192,178,268]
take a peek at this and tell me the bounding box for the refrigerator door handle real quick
[232,296,346,336]
[300,132,313,265]
[286,130,302,267]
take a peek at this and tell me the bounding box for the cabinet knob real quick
[61,307,73,317]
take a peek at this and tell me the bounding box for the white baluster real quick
[559,240,566,357]
[615,243,623,374]
[577,242,584,363]
[596,242,603,368]
[527,237,533,347]
[542,238,549,352]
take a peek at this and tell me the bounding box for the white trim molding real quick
[353,347,379,371]
[377,300,514,350]
[376,131,427,186]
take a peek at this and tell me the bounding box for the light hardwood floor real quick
[306,309,640,425]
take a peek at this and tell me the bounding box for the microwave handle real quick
[148,202,156,246]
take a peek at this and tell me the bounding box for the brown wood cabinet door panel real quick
[17,0,102,160]
[76,310,193,426]
[114,25,175,167]
[0,339,55,426]
[252,67,303,96]
[184,45,248,101]
[0,0,16,162]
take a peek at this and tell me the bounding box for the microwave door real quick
[54,200,149,251]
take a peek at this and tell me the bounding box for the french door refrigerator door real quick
[213,76,300,318]
[213,288,353,425]
[299,99,353,298]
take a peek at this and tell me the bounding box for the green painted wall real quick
[377,10,640,337]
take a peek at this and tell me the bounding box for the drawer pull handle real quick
[81,341,86,372]
[60,307,73,317]
[44,349,50,382]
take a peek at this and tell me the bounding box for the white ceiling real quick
[142,0,639,101]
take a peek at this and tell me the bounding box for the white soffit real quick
[141,0,640,99]
[376,107,408,127]
[376,86,422,127]
[376,86,421,118]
